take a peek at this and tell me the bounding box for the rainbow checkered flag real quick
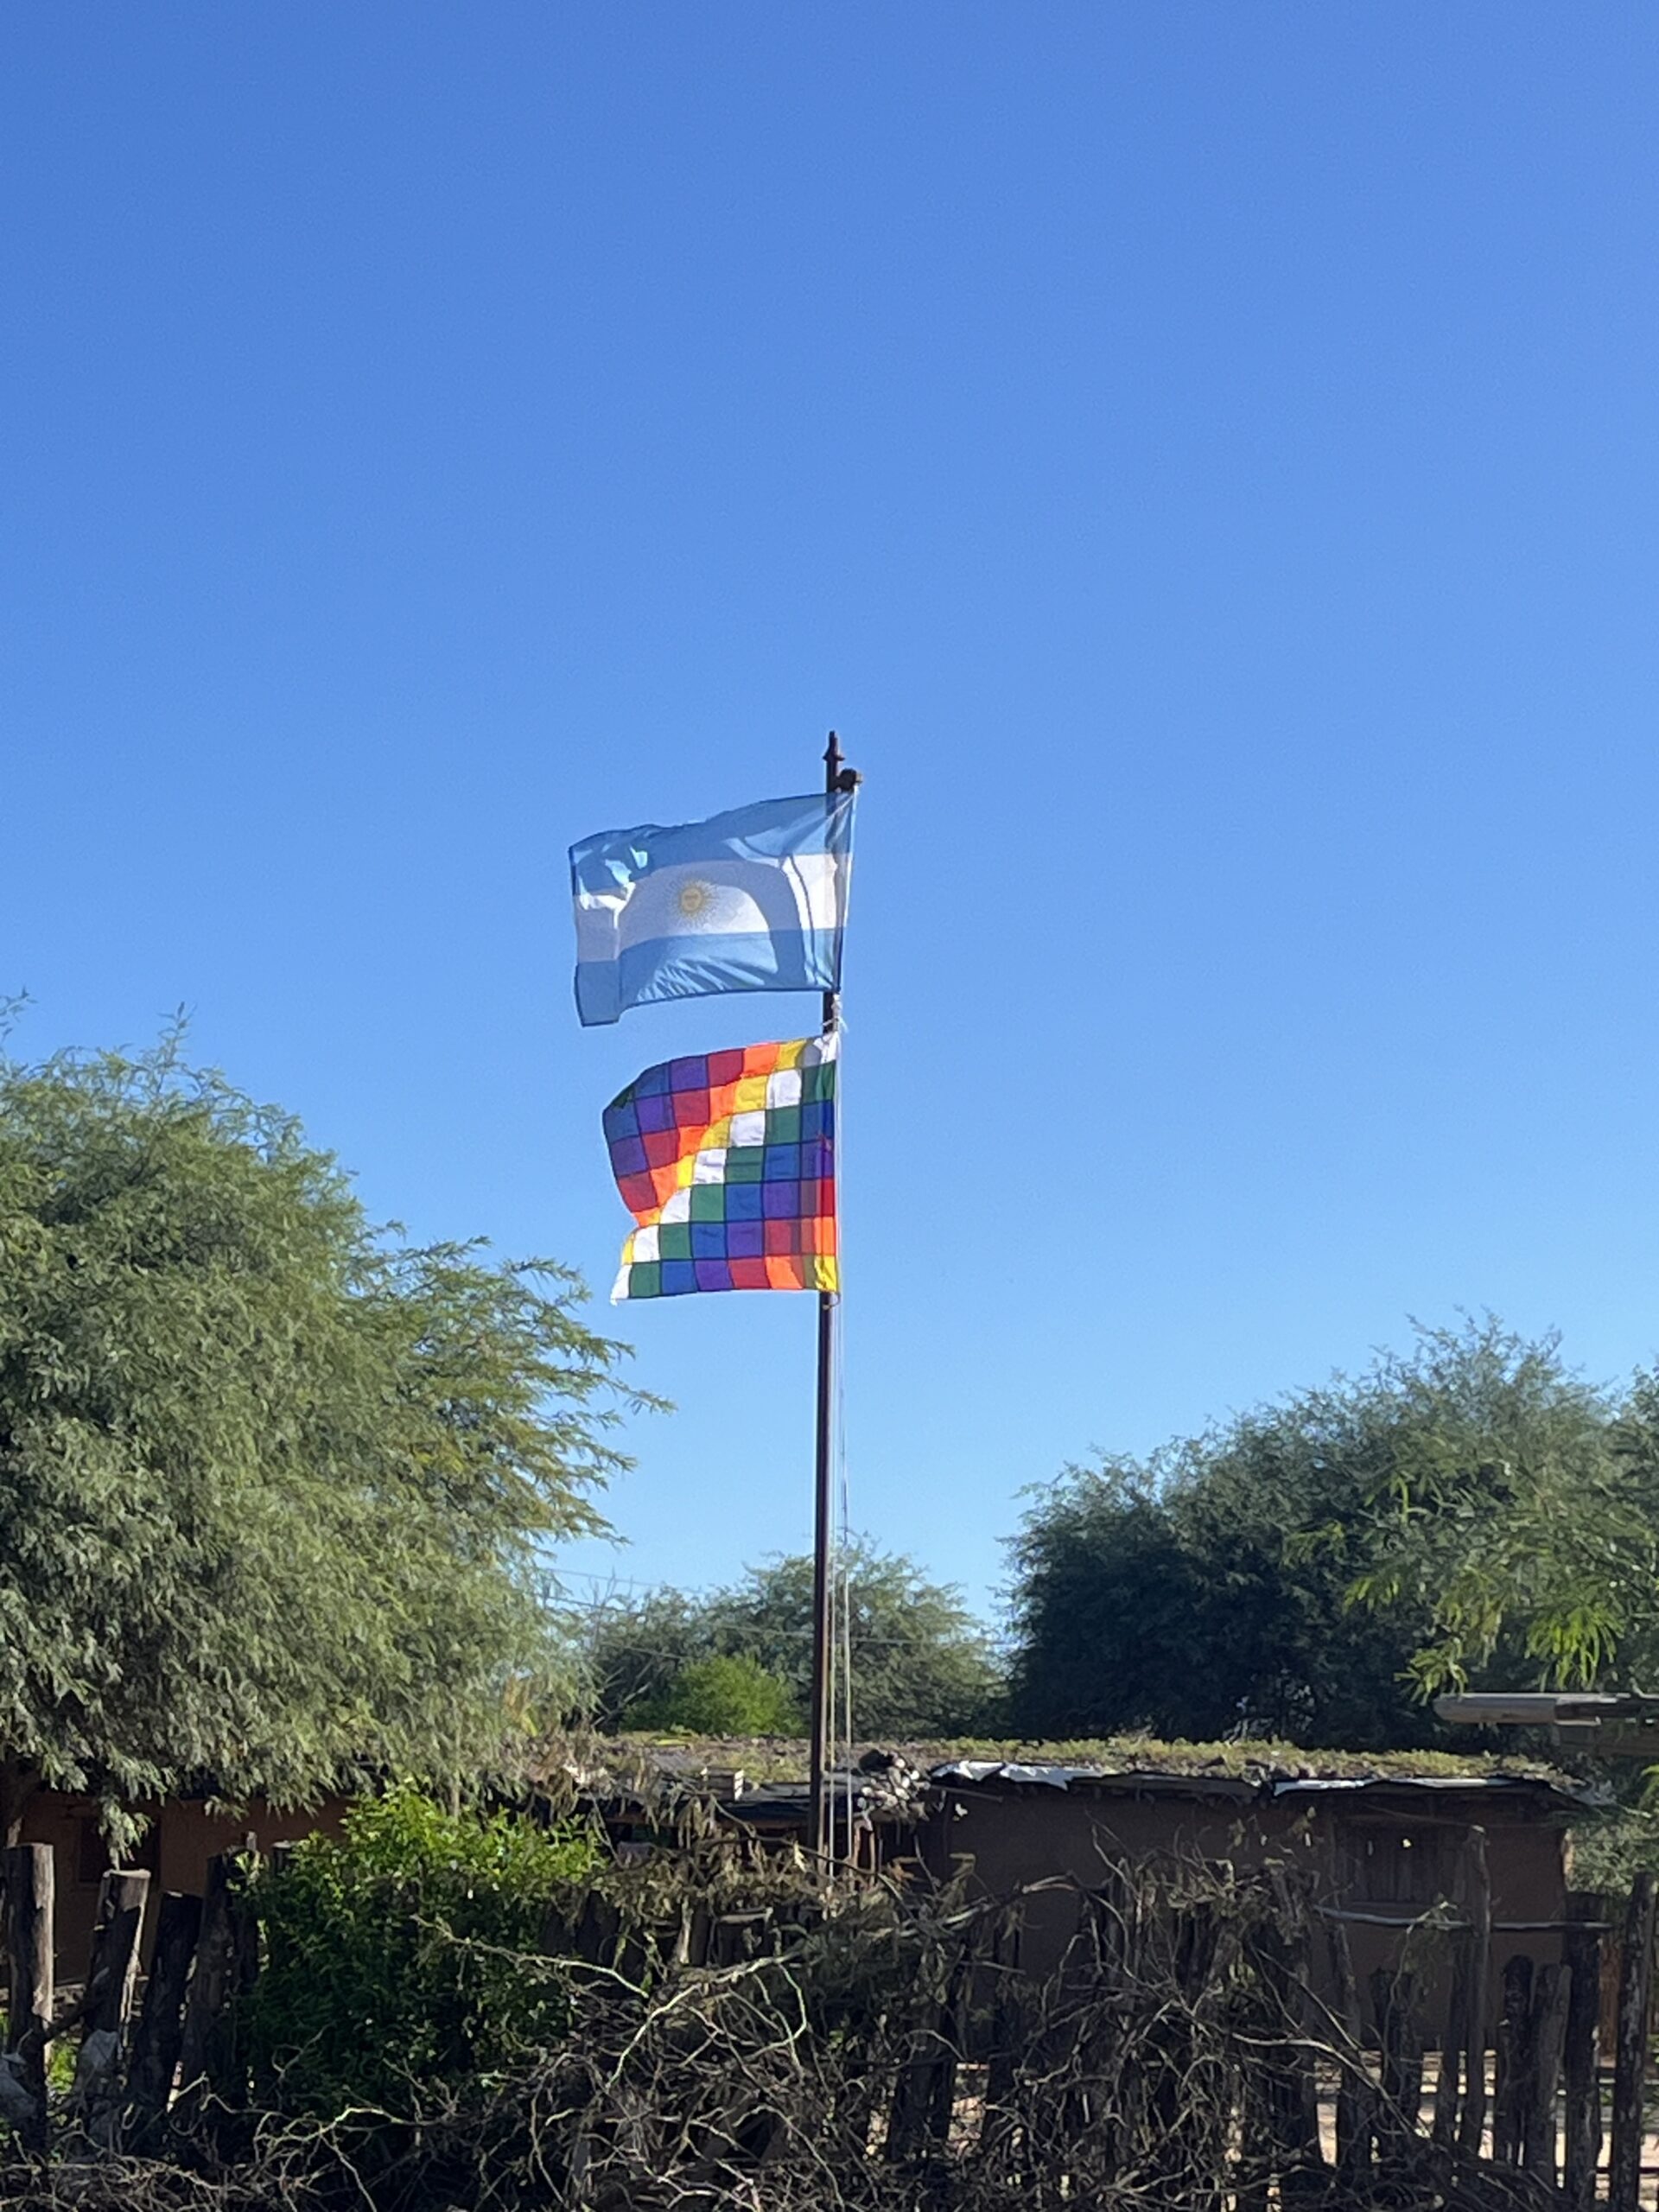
[603,1035,836,1299]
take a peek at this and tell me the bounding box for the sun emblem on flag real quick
[677,880,714,920]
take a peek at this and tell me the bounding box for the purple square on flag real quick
[609,1135,649,1177]
[695,1259,734,1291]
[761,1180,798,1218]
[727,1220,764,1258]
[636,1092,674,1134]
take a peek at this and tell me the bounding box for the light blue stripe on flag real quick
[569,790,855,1027]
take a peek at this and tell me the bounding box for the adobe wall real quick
[20,1789,347,1980]
[923,1781,1568,2046]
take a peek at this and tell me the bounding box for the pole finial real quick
[823,731,859,796]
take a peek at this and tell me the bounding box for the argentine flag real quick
[569,789,855,1027]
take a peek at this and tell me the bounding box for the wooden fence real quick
[0,1841,253,2156]
[1316,1873,1655,2211]
[0,1837,1656,2209]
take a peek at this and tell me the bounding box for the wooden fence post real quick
[175,1850,258,2110]
[1371,1967,1421,2173]
[1493,1952,1534,2164]
[1255,1894,1323,2200]
[219,1857,259,2104]
[1456,1828,1492,2160]
[1609,1871,1656,2212]
[1433,1924,1471,2149]
[125,1890,205,2143]
[709,1911,772,1969]
[1327,1918,1372,2190]
[1521,1960,1569,2190]
[1164,1899,1229,2212]
[572,1891,623,1970]
[885,1949,968,2164]
[69,1868,151,2145]
[979,1915,1023,2171]
[1,1843,54,2152]
[1560,1891,1605,2212]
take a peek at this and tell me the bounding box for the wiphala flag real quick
[604,1034,836,1300]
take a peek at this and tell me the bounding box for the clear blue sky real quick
[6,6,1658,1621]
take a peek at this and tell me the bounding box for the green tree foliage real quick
[1007,1319,1601,1747]
[249,1783,598,2116]
[0,1033,643,1837]
[585,1540,1003,1738]
[631,1652,801,1734]
[577,1586,715,1728]
[1344,1325,1648,1696]
[709,1542,1004,1736]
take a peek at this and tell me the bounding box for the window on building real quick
[1338,1821,1455,1907]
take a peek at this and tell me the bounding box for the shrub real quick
[1568,1796,1659,1900]
[631,1652,801,1735]
[247,1783,598,2118]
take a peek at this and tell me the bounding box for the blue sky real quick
[5,6,1658,1621]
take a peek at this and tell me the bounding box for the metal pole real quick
[809,731,842,1862]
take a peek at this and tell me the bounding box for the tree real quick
[707,1541,1004,1738]
[1344,1323,1643,1695]
[578,1586,716,1730]
[0,1032,644,1840]
[582,1541,1003,1738]
[631,1654,800,1735]
[1001,1466,1217,1739]
[1007,1318,1593,1747]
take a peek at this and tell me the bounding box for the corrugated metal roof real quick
[1270,1773,1598,1808]
[930,1760,1597,1809]
[930,1760,1257,1802]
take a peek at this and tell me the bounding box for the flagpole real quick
[810,731,847,1862]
